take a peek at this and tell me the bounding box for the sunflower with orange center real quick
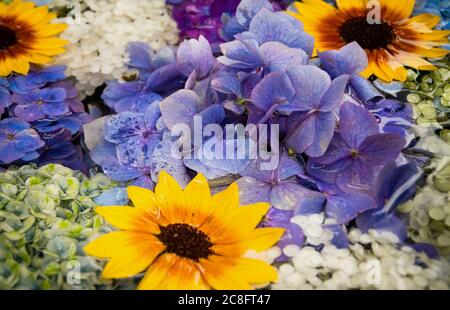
[84,171,284,290]
[288,0,450,82]
[0,0,68,76]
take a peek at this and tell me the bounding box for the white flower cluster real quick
[53,0,178,96]
[399,157,450,258]
[271,214,450,290]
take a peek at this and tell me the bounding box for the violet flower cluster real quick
[0,66,92,172]
[91,0,425,258]
[168,0,293,46]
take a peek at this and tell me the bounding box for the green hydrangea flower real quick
[398,158,450,259]
[0,164,135,289]
[405,56,450,126]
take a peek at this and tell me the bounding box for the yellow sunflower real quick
[0,0,68,76]
[84,171,285,290]
[288,0,450,82]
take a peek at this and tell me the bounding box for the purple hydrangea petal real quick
[235,0,273,29]
[326,224,349,248]
[278,150,305,180]
[260,42,308,72]
[104,112,145,144]
[211,72,242,96]
[319,42,368,78]
[90,139,117,166]
[356,212,407,243]
[325,192,376,224]
[218,38,265,70]
[350,75,384,104]
[287,65,331,111]
[45,140,77,160]
[131,175,155,190]
[127,42,153,72]
[14,129,45,152]
[103,162,146,182]
[0,118,30,133]
[236,176,272,204]
[249,8,314,55]
[176,36,215,79]
[359,133,405,165]
[287,112,336,157]
[117,134,161,168]
[14,104,45,122]
[41,101,70,117]
[312,133,350,165]
[319,74,349,112]
[293,191,326,215]
[94,187,129,206]
[149,134,191,187]
[159,89,199,130]
[251,72,295,112]
[339,102,379,148]
[271,181,318,210]
[0,142,24,164]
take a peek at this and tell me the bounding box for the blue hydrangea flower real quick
[295,180,376,224]
[176,35,216,80]
[1,66,91,171]
[12,87,69,122]
[104,101,163,168]
[283,66,349,157]
[308,102,405,192]
[0,118,44,164]
[102,42,178,113]
[236,150,324,210]
[0,78,12,115]
[319,42,384,104]
[357,162,421,242]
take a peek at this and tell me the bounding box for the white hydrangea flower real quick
[52,0,178,96]
[272,215,450,290]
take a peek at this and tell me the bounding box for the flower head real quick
[0,118,44,164]
[308,102,405,192]
[0,0,67,76]
[84,171,284,290]
[289,0,450,82]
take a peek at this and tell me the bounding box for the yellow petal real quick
[84,231,164,259]
[127,186,159,214]
[408,13,441,28]
[158,257,209,290]
[234,258,278,284]
[99,233,165,279]
[95,206,160,233]
[241,227,285,251]
[211,182,240,217]
[198,256,252,290]
[138,253,180,290]
[34,23,68,37]
[202,202,270,243]
[0,55,14,77]
[31,38,68,49]
[155,171,186,223]
[11,57,30,75]
[184,173,213,226]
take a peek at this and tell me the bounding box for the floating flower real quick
[0,118,44,164]
[85,171,284,290]
[289,0,450,82]
[0,0,67,76]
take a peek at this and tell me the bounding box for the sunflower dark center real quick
[0,25,17,50]
[339,17,395,50]
[157,223,213,261]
